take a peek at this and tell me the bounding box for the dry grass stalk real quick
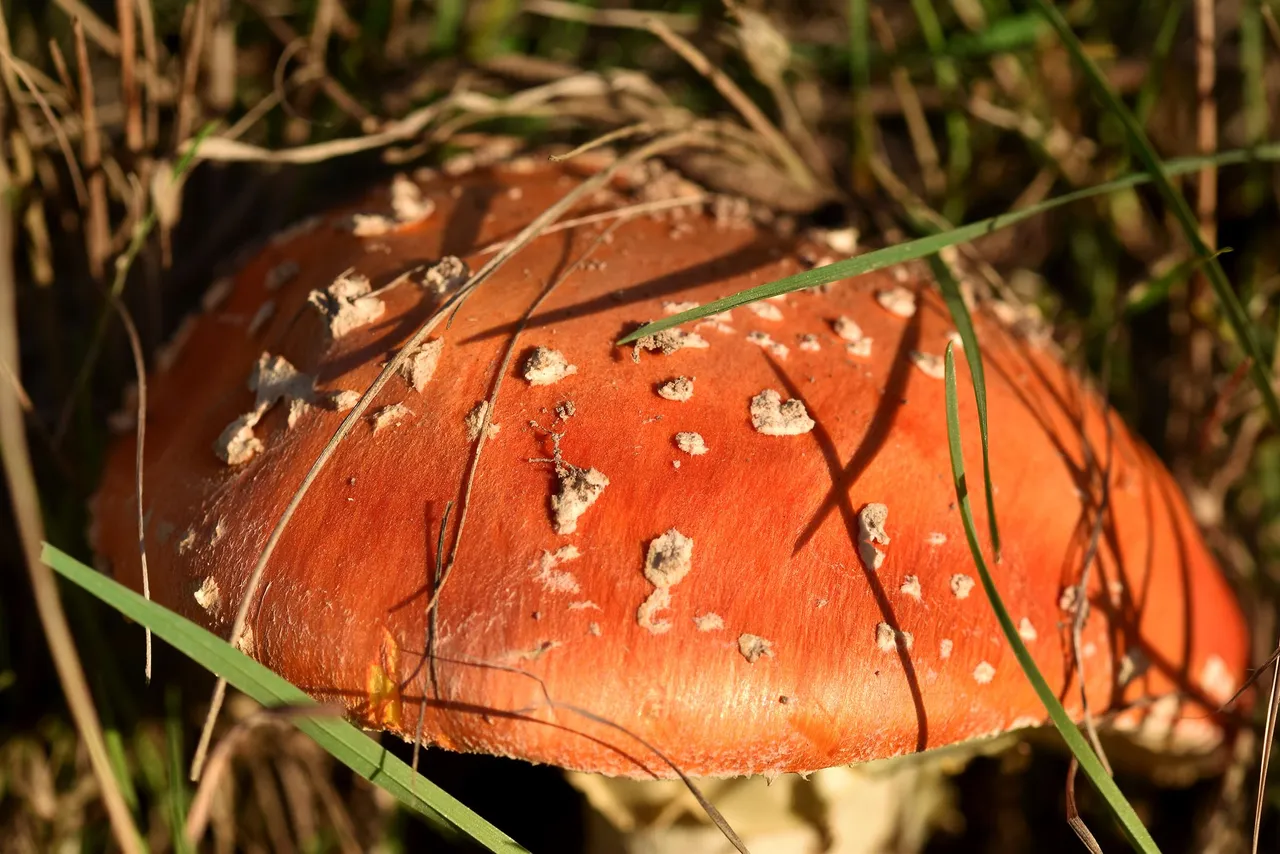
[135,0,160,146]
[0,352,33,412]
[106,292,152,680]
[1187,0,1219,465]
[241,0,373,129]
[869,7,944,197]
[173,0,208,153]
[522,0,698,32]
[0,52,89,206]
[117,0,142,153]
[205,1,237,111]
[52,0,124,55]
[0,143,144,854]
[185,705,344,847]
[645,17,816,193]
[189,99,441,164]
[73,21,110,281]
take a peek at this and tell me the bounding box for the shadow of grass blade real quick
[941,345,1161,854]
[40,543,529,854]
[616,143,1280,346]
[1029,0,1280,430]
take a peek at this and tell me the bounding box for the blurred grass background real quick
[2,0,1280,850]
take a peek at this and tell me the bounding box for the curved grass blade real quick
[941,345,1161,854]
[617,143,1280,346]
[1028,0,1280,430]
[40,543,528,854]
[928,257,999,559]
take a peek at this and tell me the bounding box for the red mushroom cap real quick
[92,157,1248,779]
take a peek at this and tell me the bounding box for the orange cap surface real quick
[92,158,1248,779]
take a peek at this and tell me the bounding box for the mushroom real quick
[92,159,1248,850]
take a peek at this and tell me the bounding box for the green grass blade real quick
[433,0,467,52]
[90,662,140,812]
[1124,249,1232,318]
[907,0,970,219]
[1241,0,1267,148]
[1133,0,1183,128]
[100,715,141,812]
[928,257,1000,559]
[941,345,1161,853]
[1029,0,1280,430]
[849,0,874,190]
[617,143,1280,346]
[40,543,528,854]
[946,13,1046,58]
[165,686,193,854]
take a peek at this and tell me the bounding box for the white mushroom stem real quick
[568,757,961,854]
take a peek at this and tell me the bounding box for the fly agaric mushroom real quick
[92,156,1248,847]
